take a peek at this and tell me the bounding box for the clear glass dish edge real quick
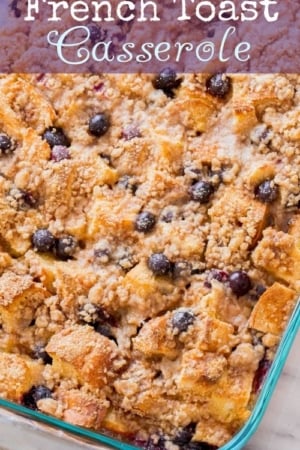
[0,299,299,450]
[221,297,300,450]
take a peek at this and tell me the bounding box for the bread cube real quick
[54,261,97,314]
[174,87,218,133]
[157,221,206,260]
[42,162,77,221]
[122,262,175,317]
[208,369,253,424]
[111,138,151,177]
[0,332,18,353]
[133,314,178,360]
[248,282,297,335]
[123,261,173,297]
[177,350,227,387]
[0,272,50,333]
[232,101,257,134]
[252,228,300,285]
[59,389,109,429]
[156,138,184,172]
[77,155,118,190]
[0,252,12,275]
[191,316,235,354]
[87,189,142,238]
[0,353,42,400]
[102,409,139,435]
[0,198,36,256]
[127,385,204,427]
[206,188,268,267]
[0,76,55,134]
[25,251,57,293]
[46,325,118,388]
[14,128,51,165]
[176,352,254,424]
[251,91,284,115]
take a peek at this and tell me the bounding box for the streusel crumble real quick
[0,73,299,449]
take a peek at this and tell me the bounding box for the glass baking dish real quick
[0,299,299,450]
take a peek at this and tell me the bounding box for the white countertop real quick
[0,333,299,450]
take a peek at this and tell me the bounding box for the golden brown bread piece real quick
[248,282,297,336]
[252,228,300,287]
[0,272,50,333]
[206,188,268,268]
[133,313,179,360]
[0,353,42,400]
[46,325,119,388]
[59,389,109,429]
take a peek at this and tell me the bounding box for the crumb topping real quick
[0,73,298,448]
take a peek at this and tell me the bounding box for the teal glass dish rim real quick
[0,299,299,450]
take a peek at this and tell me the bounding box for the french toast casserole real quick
[0,73,299,449]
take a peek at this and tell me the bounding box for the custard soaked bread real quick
[0,73,299,449]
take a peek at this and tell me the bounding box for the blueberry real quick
[135,211,156,232]
[33,345,52,365]
[95,323,117,344]
[229,270,252,296]
[206,73,231,98]
[252,358,271,394]
[173,260,192,278]
[189,180,214,203]
[55,235,78,260]
[117,175,138,194]
[88,113,110,137]
[173,423,196,446]
[0,133,16,154]
[22,385,52,410]
[255,180,279,203]
[171,310,195,332]
[185,442,217,450]
[147,253,171,276]
[153,68,182,97]
[8,187,38,210]
[32,229,55,252]
[50,145,70,162]
[42,127,70,148]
